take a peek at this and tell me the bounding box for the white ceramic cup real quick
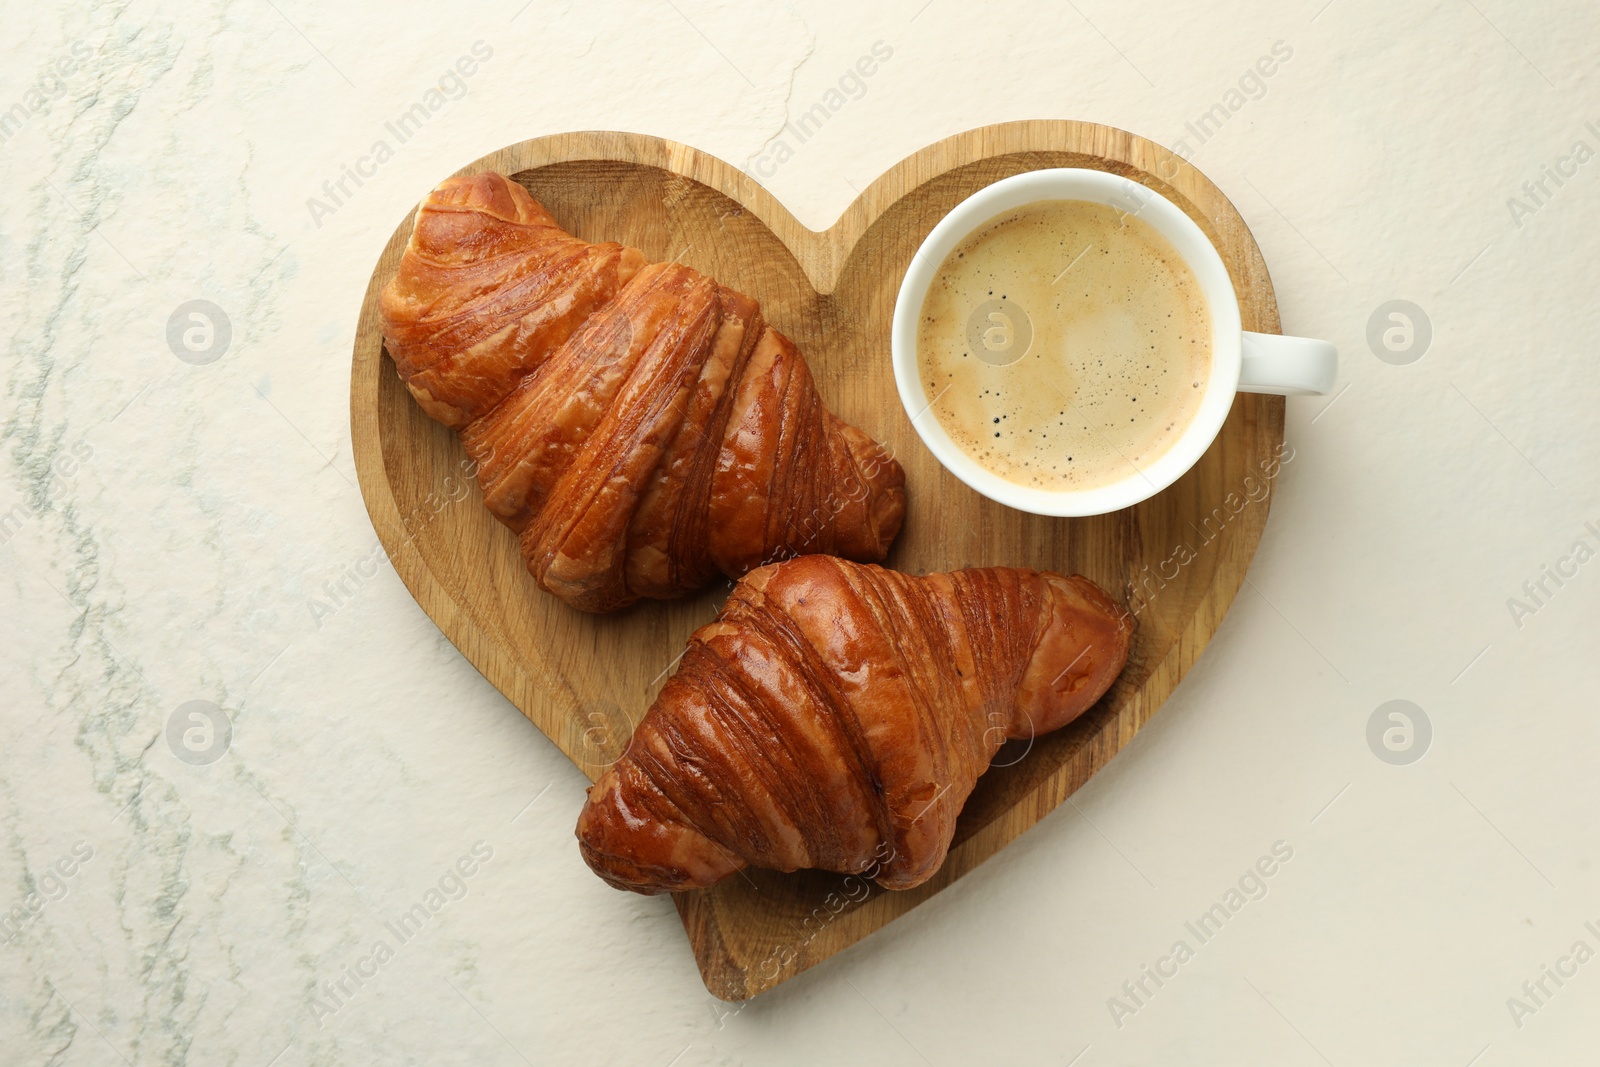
[891,168,1337,518]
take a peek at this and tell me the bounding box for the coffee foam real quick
[916,198,1212,492]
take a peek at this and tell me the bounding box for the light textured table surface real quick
[3,1,1597,1064]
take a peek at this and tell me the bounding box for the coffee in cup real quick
[892,168,1338,518]
[915,199,1211,491]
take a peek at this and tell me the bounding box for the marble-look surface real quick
[3,0,1599,1063]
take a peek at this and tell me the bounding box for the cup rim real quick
[890,167,1243,518]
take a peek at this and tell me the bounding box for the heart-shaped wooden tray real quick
[350,121,1285,1000]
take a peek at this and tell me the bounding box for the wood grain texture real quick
[349,121,1285,1001]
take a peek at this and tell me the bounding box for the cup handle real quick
[1239,332,1338,396]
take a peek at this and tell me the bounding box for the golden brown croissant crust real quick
[379,173,906,612]
[576,556,1134,894]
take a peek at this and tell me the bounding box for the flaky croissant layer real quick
[576,556,1134,895]
[379,173,906,612]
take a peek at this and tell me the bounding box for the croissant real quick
[379,173,906,612]
[576,555,1133,894]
